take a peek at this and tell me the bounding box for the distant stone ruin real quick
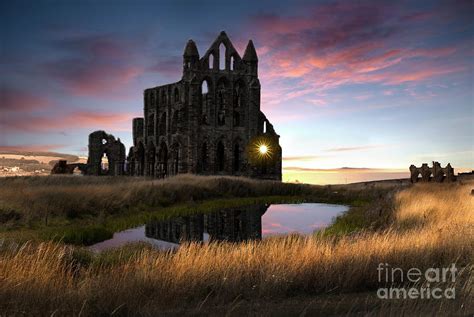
[409,162,456,183]
[51,160,86,175]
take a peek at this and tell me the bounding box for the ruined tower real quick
[127,31,282,180]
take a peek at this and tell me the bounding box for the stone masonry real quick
[126,31,282,180]
[409,161,456,183]
[86,130,126,176]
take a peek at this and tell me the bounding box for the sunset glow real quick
[259,145,268,155]
[1,0,472,184]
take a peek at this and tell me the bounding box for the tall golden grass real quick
[0,182,473,315]
[0,175,319,221]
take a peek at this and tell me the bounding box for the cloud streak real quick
[0,144,66,153]
[325,145,386,152]
[283,155,324,162]
[1,87,53,112]
[283,166,384,172]
[1,111,137,132]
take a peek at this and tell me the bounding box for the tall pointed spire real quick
[183,39,199,57]
[242,40,258,62]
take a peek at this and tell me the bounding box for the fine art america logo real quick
[377,263,457,299]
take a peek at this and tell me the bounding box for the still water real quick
[89,203,348,252]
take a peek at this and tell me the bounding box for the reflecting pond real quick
[89,203,348,252]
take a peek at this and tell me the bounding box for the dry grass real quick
[0,182,473,315]
[0,175,380,242]
[0,175,318,221]
[395,182,473,229]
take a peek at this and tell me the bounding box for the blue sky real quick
[1,0,473,177]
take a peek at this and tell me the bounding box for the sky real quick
[1,0,473,183]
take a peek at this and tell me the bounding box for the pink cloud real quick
[1,87,53,112]
[45,60,142,97]
[268,222,283,228]
[44,34,144,98]
[376,64,465,85]
[248,1,471,109]
[306,98,328,107]
[147,57,182,79]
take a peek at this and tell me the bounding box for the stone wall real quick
[409,162,456,183]
[86,130,126,176]
[51,160,86,174]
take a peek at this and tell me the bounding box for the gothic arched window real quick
[209,54,214,69]
[201,80,210,124]
[219,43,226,70]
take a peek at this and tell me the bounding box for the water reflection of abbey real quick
[145,205,268,243]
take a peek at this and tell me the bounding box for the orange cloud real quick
[1,111,138,132]
[283,166,403,173]
[283,155,324,162]
[325,145,386,152]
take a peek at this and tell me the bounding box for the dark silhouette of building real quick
[145,204,268,244]
[126,31,282,180]
[86,130,126,176]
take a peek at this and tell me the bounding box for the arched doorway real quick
[73,166,82,175]
[100,152,109,175]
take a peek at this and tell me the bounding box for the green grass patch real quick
[319,207,369,237]
[47,225,113,246]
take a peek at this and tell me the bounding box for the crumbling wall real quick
[88,31,282,180]
[51,160,87,175]
[409,162,456,183]
[86,130,126,176]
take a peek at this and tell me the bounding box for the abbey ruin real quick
[409,162,456,183]
[84,31,282,180]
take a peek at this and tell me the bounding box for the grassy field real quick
[0,176,472,315]
[0,174,387,245]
